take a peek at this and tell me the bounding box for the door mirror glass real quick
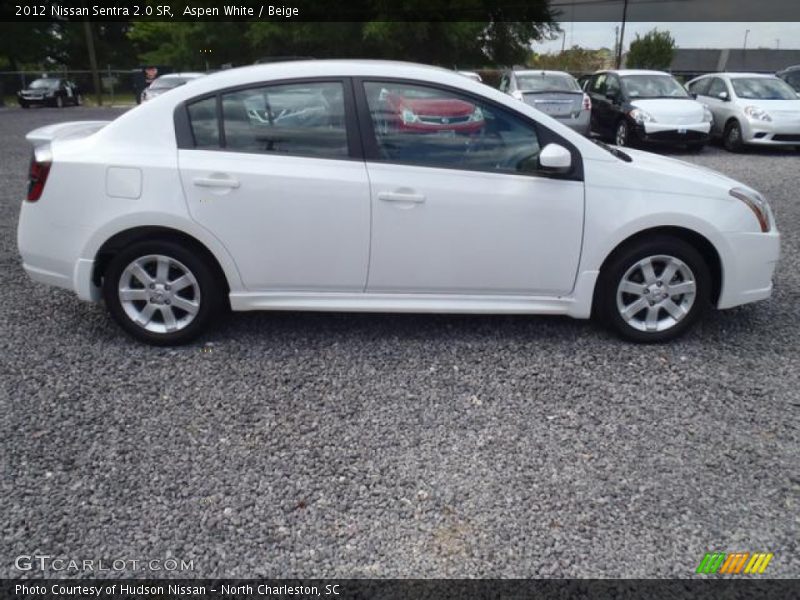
[539,143,572,172]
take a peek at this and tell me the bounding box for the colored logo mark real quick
[696,552,773,574]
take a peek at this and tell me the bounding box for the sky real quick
[534,22,800,54]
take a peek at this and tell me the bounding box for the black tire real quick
[723,120,744,152]
[20,101,29,109]
[687,142,706,152]
[597,235,711,343]
[102,239,224,345]
[614,119,630,147]
[74,94,83,106]
[54,95,64,108]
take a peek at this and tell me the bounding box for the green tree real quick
[529,45,611,73]
[625,28,676,70]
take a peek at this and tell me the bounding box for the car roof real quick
[601,69,671,76]
[157,72,205,79]
[513,70,574,76]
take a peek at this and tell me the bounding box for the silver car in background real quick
[141,72,206,102]
[687,72,800,151]
[500,69,591,136]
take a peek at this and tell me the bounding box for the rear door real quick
[177,79,371,292]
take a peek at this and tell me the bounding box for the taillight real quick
[27,151,51,202]
[582,93,592,111]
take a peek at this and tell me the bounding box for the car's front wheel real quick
[615,119,630,147]
[54,95,64,108]
[723,120,744,152]
[103,240,223,345]
[598,236,711,343]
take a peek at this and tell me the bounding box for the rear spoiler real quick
[26,121,110,147]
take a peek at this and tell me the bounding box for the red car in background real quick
[377,86,485,134]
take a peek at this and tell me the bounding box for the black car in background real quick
[584,69,713,149]
[18,77,81,108]
[776,65,800,92]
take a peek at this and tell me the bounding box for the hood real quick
[630,98,705,123]
[735,98,800,119]
[619,147,748,196]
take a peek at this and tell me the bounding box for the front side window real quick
[707,78,727,98]
[605,75,621,97]
[590,74,607,94]
[363,81,541,174]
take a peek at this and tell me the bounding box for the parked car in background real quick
[18,60,779,345]
[141,73,205,102]
[458,70,483,82]
[686,73,800,151]
[18,78,81,109]
[500,69,591,136]
[776,65,800,93]
[585,69,713,150]
[372,83,485,135]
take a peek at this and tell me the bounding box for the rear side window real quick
[221,81,347,157]
[187,97,219,148]
[185,81,348,158]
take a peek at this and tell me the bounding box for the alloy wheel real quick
[615,254,697,333]
[615,121,628,146]
[118,254,201,334]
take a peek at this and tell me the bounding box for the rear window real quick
[516,73,580,93]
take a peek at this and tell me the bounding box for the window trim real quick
[352,76,584,182]
[173,77,364,161]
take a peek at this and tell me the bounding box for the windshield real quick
[731,77,797,100]
[29,79,59,89]
[621,74,689,99]
[516,73,580,93]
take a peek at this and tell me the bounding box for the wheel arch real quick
[92,226,234,301]
[593,226,723,312]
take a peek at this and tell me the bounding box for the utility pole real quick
[616,0,629,69]
[81,0,102,106]
[743,29,750,51]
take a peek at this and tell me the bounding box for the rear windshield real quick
[731,77,797,100]
[621,74,689,99]
[150,77,192,90]
[29,79,59,89]
[516,73,580,93]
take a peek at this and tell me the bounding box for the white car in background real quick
[18,60,779,345]
[457,70,483,82]
[141,72,206,102]
[686,73,800,151]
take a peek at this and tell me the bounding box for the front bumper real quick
[741,117,800,146]
[18,95,52,105]
[717,230,780,310]
[634,121,711,145]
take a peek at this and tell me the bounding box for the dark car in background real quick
[585,69,713,149]
[776,65,800,93]
[18,77,81,108]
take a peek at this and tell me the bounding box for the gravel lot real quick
[1,106,798,579]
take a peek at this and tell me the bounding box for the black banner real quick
[3,0,800,22]
[2,580,800,600]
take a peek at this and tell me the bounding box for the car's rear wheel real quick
[54,95,64,108]
[723,120,744,152]
[75,93,83,106]
[615,119,630,147]
[598,236,711,343]
[103,240,223,345]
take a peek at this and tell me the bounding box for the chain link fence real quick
[1,69,145,107]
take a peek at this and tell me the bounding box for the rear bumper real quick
[555,111,591,136]
[717,230,781,309]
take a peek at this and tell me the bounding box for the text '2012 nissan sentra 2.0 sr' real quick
[18,60,780,345]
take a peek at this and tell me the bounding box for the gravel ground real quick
[1,106,798,579]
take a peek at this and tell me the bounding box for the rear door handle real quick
[377,191,426,203]
[193,176,240,189]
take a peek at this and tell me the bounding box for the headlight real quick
[702,106,714,123]
[401,108,419,124]
[730,187,771,232]
[744,105,772,122]
[469,106,484,122]
[629,108,655,124]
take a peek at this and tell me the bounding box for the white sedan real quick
[18,60,780,345]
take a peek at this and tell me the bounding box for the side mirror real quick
[718,91,729,101]
[539,143,572,172]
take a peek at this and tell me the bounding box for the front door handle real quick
[193,176,240,189]
[377,191,426,203]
